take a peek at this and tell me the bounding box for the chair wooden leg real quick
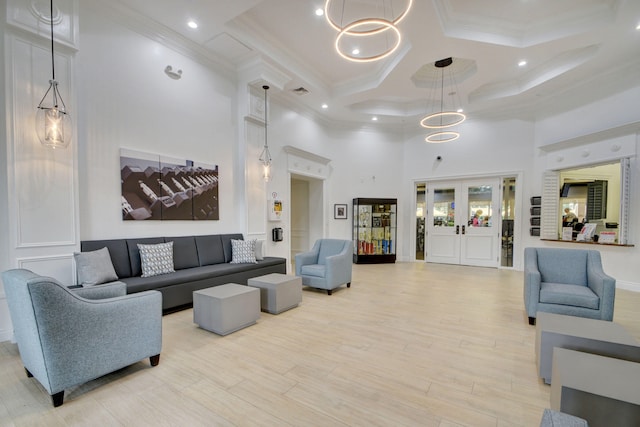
[327,289,332,295]
[528,317,536,326]
[150,354,160,366]
[347,282,351,288]
[52,391,64,407]
[25,368,33,378]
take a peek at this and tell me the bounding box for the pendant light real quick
[325,0,413,63]
[259,85,272,182]
[420,57,466,143]
[35,0,72,149]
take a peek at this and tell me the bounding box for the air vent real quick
[292,87,309,95]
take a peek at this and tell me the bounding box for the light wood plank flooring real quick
[1,262,639,426]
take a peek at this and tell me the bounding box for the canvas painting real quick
[120,149,219,220]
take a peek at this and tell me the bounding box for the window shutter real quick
[619,158,631,245]
[541,172,559,239]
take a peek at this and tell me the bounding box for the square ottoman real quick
[247,273,302,314]
[193,283,260,335]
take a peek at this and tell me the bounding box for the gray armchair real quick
[295,239,352,295]
[524,248,615,325]
[1,269,162,407]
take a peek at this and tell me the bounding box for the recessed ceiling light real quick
[372,116,378,121]
[321,103,328,109]
[636,23,640,30]
[315,8,324,16]
[518,60,527,67]
[187,20,198,29]
[457,108,464,113]
[352,48,360,55]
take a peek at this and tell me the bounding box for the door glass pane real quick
[416,183,425,260]
[501,177,516,267]
[433,188,455,227]
[468,185,493,227]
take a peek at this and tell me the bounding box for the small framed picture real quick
[334,204,348,219]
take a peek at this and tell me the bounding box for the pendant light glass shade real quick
[36,0,72,149]
[259,85,272,182]
[36,80,72,148]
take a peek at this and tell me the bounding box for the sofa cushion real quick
[540,282,599,310]
[81,239,131,278]
[230,239,257,264]
[255,240,265,261]
[300,264,326,278]
[166,236,199,270]
[122,259,284,293]
[220,233,244,263]
[127,237,165,277]
[74,247,118,286]
[194,235,225,266]
[537,248,588,286]
[138,242,175,278]
[318,240,347,265]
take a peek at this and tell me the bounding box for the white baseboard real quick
[0,330,13,343]
[616,280,640,293]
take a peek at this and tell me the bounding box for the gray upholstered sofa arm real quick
[586,251,616,321]
[325,248,352,287]
[72,281,127,300]
[524,248,541,318]
[29,284,162,394]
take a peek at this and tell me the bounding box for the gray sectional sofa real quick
[81,233,286,312]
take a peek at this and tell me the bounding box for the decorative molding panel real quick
[8,36,78,248]
[284,145,332,180]
[7,0,79,48]
[545,134,636,171]
[245,120,267,235]
[17,254,75,285]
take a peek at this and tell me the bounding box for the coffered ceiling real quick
[111,0,640,128]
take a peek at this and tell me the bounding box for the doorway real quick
[415,176,517,267]
[290,174,324,262]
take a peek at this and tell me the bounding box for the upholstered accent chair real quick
[295,239,352,295]
[524,248,615,325]
[1,269,162,407]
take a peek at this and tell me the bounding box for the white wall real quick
[400,118,537,264]
[265,103,405,250]
[76,6,240,240]
[533,86,640,290]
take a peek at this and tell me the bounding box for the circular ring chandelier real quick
[335,19,402,63]
[324,0,412,63]
[420,111,466,129]
[324,0,413,36]
[425,131,460,144]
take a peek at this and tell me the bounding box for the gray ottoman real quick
[247,273,302,314]
[193,284,260,335]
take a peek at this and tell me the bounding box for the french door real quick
[426,178,500,267]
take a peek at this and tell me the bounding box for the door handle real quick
[462,225,466,235]
[456,225,460,235]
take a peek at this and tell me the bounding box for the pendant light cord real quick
[49,0,55,81]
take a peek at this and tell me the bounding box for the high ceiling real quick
[112,0,640,128]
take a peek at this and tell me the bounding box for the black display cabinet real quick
[352,198,397,264]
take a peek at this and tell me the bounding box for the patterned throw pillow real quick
[230,239,257,264]
[138,242,175,277]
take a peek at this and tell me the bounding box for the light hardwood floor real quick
[1,262,639,427]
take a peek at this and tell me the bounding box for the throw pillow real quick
[138,242,175,277]
[230,239,257,264]
[74,247,119,286]
[255,239,265,261]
